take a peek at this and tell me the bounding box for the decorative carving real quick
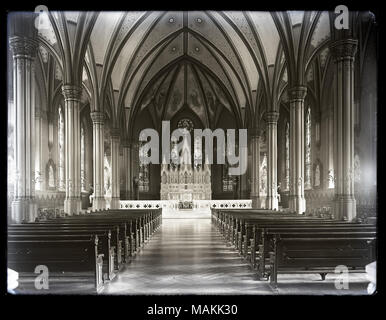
[264,111,279,124]
[62,85,82,101]
[288,86,307,102]
[329,39,358,62]
[90,111,105,124]
[250,127,262,139]
[110,127,120,139]
[9,36,38,58]
[121,139,130,148]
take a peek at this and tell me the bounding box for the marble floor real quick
[101,217,370,295]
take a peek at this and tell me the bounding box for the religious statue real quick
[133,176,139,200]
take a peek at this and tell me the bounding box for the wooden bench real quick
[269,234,376,288]
[8,208,162,293]
[8,230,116,281]
[212,209,377,288]
[8,235,104,292]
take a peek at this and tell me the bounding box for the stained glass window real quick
[81,124,86,192]
[260,153,267,195]
[285,122,290,190]
[139,141,149,192]
[48,163,55,188]
[222,162,234,192]
[58,105,65,190]
[305,106,312,189]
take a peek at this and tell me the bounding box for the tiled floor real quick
[101,218,370,295]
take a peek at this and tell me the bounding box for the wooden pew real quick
[8,230,116,281]
[8,208,163,292]
[212,209,376,287]
[268,234,376,288]
[8,235,104,292]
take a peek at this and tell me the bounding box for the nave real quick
[101,217,368,295]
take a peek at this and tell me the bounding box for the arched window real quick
[58,105,65,190]
[222,162,234,192]
[285,122,290,190]
[80,124,86,192]
[260,153,267,195]
[194,135,202,169]
[305,106,312,189]
[139,141,149,192]
[104,152,111,195]
[48,162,55,189]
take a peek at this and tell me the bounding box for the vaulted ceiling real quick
[31,10,374,139]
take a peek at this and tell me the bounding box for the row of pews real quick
[212,209,376,288]
[8,209,162,293]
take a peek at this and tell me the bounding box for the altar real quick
[160,163,212,202]
[160,129,211,203]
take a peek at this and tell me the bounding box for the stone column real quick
[330,39,358,221]
[288,86,307,214]
[122,139,131,200]
[10,36,38,223]
[250,128,261,208]
[110,128,121,209]
[90,111,105,210]
[62,84,82,215]
[265,112,279,210]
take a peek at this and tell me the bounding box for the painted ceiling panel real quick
[187,33,237,109]
[208,43,246,110]
[310,11,330,49]
[126,11,183,78]
[248,12,280,67]
[136,60,235,127]
[186,62,207,121]
[132,32,184,107]
[289,11,304,26]
[211,11,258,90]
[112,12,159,90]
[38,11,58,45]
[124,41,168,109]
[90,12,123,65]
[164,63,185,120]
[223,11,263,82]
[188,11,249,95]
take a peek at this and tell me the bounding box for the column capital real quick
[329,39,358,62]
[265,111,279,124]
[249,127,262,139]
[288,86,307,102]
[90,111,105,124]
[62,84,82,101]
[9,36,38,58]
[110,127,121,140]
[121,139,131,148]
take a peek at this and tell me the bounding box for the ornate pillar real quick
[330,39,358,221]
[10,36,38,223]
[122,139,131,200]
[62,84,82,215]
[265,112,279,210]
[90,111,105,210]
[110,128,120,209]
[250,128,261,208]
[288,86,307,214]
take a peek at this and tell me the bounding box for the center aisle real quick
[101,217,274,294]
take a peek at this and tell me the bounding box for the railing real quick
[119,199,252,211]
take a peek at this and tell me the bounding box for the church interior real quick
[7,10,377,295]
